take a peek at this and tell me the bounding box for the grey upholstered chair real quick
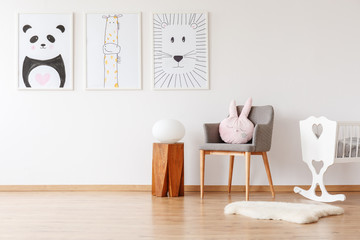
[199,105,275,201]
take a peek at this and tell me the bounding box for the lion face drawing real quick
[153,13,208,89]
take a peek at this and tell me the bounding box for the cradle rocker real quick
[294,116,345,202]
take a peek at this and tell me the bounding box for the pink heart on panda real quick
[35,73,50,86]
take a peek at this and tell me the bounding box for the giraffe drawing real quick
[102,14,122,88]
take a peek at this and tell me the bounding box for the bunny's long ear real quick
[240,97,252,118]
[229,100,237,117]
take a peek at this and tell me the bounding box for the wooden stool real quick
[152,143,184,197]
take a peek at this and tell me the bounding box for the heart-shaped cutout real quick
[35,73,50,86]
[312,124,323,139]
[312,160,324,175]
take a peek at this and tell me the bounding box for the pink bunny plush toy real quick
[219,98,254,144]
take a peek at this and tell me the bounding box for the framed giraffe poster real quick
[85,13,141,90]
[18,13,73,90]
[152,13,209,90]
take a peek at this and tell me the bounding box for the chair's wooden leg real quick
[262,152,275,199]
[245,152,251,201]
[228,155,234,193]
[200,150,205,199]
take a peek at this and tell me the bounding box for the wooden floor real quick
[0,191,359,239]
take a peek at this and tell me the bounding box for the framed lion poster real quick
[152,13,209,90]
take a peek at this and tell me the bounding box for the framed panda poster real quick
[18,13,73,90]
[85,13,141,90]
[152,13,209,90]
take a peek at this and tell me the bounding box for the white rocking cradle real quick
[294,116,360,202]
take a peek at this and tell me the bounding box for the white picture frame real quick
[17,13,73,90]
[85,12,142,90]
[152,12,209,90]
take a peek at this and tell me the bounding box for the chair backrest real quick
[238,105,274,151]
[203,105,274,150]
[237,105,274,126]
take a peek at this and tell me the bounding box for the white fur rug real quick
[224,201,344,224]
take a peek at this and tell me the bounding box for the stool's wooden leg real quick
[228,155,234,193]
[262,152,275,199]
[200,150,205,199]
[245,152,251,201]
[153,143,169,197]
[179,156,184,196]
[168,144,184,197]
[152,152,155,196]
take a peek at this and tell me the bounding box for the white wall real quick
[1,0,360,186]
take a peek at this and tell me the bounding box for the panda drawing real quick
[21,23,66,88]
